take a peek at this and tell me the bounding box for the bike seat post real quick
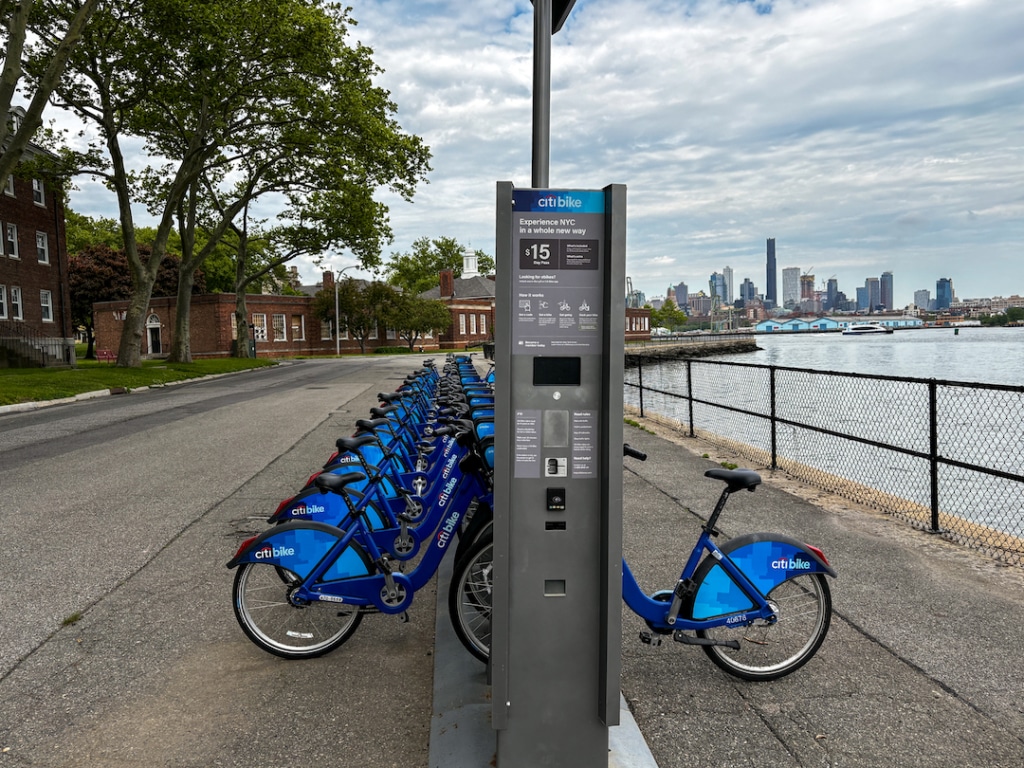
[704,487,732,534]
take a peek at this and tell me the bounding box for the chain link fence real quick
[625,356,1024,566]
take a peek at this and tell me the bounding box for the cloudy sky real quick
[67,0,1024,308]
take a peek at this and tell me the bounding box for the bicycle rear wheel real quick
[693,571,831,681]
[448,534,493,662]
[233,563,363,660]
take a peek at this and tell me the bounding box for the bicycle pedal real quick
[638,631,662,648]
[398,611,410,624]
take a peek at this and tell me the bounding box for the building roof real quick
[420,275,496,301]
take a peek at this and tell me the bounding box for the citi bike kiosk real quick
[492,182,627,766]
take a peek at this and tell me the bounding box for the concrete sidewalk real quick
[3,362,1022,767]
[613,420,1024,768]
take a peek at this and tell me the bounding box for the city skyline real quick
[49,1,1024,306]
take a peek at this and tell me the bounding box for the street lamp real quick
[334,265,358,356]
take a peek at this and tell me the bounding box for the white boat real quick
[842,323,893,336]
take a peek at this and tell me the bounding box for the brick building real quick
[419,267,496,351]
[0,109,73,367]
[93,288,436,360]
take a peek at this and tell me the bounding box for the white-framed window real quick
[10,286,22,320]
[321,319,332,341]
[0,285,7,318]
[230,312,238,340]
[272,313,286,341]
[3,175,13,196]
[368,324,378,340]
[291,314,304,341]
[251,313,267,341]
[36,232,49,264]
[386,327,397,340]
[5,223,18,258]
[423,329,433,339]
[470,314,477,335]
[40,290,53,322]
[32,178,44,206]
[480,314,487,335]
[459,313,466,335]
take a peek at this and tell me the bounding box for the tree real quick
[68,244,202,358]
[382,292,451,351]
[313,279,396,355]
[0,0,99,181]
[384,237,492,295]
[144,0,429,362]
[651,299,686,330]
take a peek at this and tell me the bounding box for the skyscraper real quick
[880,272,893,310]
[826,278,838,310]
[709,272,727,303]
[674,281,689,311]
[865,277,881,311]
[782,267,800,308]
[936,278,954,310]
[765,238,777,306]
[723,266,734,304]
[914,289,930,310]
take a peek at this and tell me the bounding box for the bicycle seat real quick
[336,434,378,452]
[704,468,762,493]
[314,471,368,494]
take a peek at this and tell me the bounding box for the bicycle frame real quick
[623,529,836,632]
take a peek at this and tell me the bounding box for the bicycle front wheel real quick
[233,563,363,660]
[448,534,493,662]
[695,572,832,681]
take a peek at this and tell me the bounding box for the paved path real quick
[2,363,1023,767]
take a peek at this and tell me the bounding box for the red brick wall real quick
[0,173,70,337]
[94,292,443,359]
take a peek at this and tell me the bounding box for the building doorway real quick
[146,313,162,355]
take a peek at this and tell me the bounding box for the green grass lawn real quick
[0,356,276,407]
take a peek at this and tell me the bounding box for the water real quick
[709,326,1024,386]
[626,326,1024,550]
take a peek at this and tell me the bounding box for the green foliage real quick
[383,237,493,295]
[381,292,452,349]
[650,299,687,330]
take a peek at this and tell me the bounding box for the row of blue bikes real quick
[227,355,498,662]
[228,354,836,681]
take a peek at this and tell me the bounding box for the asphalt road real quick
[0,357,439,767]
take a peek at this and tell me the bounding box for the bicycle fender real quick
[226,521,371,583]
[690,533,836,621]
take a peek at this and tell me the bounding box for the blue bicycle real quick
[449,444,836,680]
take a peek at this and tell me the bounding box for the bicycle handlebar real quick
[623,443,647,461]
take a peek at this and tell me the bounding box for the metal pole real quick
[334,265,358,357]
[334,277,340,356]
[929,380,940,532]
[532,0,552,187]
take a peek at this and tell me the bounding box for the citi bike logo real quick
[441,451,459,480]
[255,545,296,560]
[771,556,811,571]
[436,510,460,549]
[436,476,458,509]
[537,194,583,209]
[293,502,325,516]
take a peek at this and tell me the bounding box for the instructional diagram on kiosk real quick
[512,217,603,353]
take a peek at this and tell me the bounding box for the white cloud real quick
[59,0,1024,305]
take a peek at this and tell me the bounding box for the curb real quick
[429,549,660,768]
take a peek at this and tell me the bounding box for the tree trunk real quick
[234,292,251,358]
[168,268,195,363]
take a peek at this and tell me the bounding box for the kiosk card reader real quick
[492,183,626,767]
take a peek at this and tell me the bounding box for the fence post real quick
[770,366,778,470]
[929,380,941,532]
[637,356,645,418]
[686,359,694,437]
